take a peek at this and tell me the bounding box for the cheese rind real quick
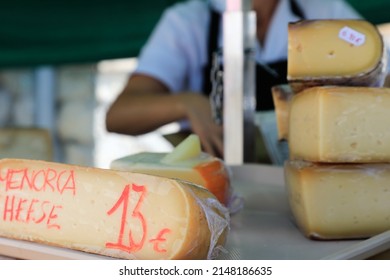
[284,160,390,240]
[271,84,294,141]
[0,158,229,259]
[289,86,390,163]
[288,20,387,93]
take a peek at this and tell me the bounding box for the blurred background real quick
[0,0,389,168]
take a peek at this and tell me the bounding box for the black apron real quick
[203,0,305,111]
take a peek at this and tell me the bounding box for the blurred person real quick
[106,0,361,160]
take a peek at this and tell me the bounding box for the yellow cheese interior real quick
[111,152,207,187]
[285,160,390,239]
[161,134,201,164]
[288,20,383,78]
[111,149,231,206]
[289,86,390,162]
[0,158,228,259]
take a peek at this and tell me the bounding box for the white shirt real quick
[135,0,362,94]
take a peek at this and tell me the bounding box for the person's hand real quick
[178,93,223,158]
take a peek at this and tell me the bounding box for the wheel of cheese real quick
[0,128,53,161]
[0,158,229,259]
[288,19,387,93]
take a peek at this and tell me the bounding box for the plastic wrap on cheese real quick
[0,158,229,260]
[284,160,390,240]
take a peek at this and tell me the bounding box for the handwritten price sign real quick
[105,183,171,254]
[0,164,175,258]
[1,167,75,229]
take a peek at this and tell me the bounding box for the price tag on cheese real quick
[0,158,229,260]
[339,26,366,46]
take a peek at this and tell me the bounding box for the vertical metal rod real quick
[34,66,60,162]
[243,8,256,163]
[223,0,256,164]
[223,7,244,165]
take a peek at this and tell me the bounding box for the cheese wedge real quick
[285,160,390,240]
[271,84,294,141]
[288,19,387,93]
[0,128,53,161]
[0,158,229,260]
[161,134,201,164]
[111,135,231,206]
[289,86,390,163]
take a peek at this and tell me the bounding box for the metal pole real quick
[223,0,256,164]
[34,66,61,162]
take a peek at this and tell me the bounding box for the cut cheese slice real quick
[289,86,390,163]
[111,134,231,206]
[271,84,294,141]
[288,19,387,93]
[110,152,231,206]
[161,134,201,164]
[0,158,229,260]
[285,160,390,240]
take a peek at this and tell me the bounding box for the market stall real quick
[1,0,390,261]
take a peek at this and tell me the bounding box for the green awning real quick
[0,0,181,68]
[0,0,388,68]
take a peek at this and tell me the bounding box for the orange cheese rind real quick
[111,152,232,204]
[110,134,235,209]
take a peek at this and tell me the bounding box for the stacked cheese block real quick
[283,19,390,240]
[0,128,53,161]
[0,152,229,259]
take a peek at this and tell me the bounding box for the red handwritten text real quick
[106,184,172,254]
[149,228,171,253]
[2,194,63,229]
[0,168,76,195]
